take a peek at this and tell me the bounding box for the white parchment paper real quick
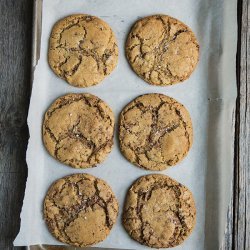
[14,0,237,249]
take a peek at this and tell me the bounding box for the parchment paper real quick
[14,0,238,249]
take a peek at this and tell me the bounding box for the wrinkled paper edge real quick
[204,0,237,248]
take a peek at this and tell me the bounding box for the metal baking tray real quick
[25,0,236,249]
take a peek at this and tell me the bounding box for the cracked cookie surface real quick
[48,14,118,87]
[126,15,199,85]
[42,93,114,168]
[119,93,193,170]
[44,173,119,247]
[123,174,196,248]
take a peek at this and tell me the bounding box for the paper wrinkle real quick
[14,0,237,249]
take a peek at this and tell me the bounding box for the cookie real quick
[48,14,118,87]
[126,15,199,85]
[123,174,196,248]
[42,93,114,168]
[119,93,193,170]
[44,173,119,247]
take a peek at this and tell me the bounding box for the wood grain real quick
[221,182,234,249]
[0,0,33,249]
[233,0,250,249]
[0,173,27,249]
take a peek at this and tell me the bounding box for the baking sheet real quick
[14,0,237,249]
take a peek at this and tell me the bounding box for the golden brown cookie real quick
[48,14,118,87]
[123,174,196,248]
[126,15,199,85]
[44,173,119,247]
[119,93,193,170]
[42,93,114,168]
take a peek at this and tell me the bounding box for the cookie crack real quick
[59,181,99,245]
[82,96,113,125]
[157,15,167,28]
[48,201,73,244]
[53,116,96,160]
[101,42,117,75]
[93,179,113,229]
[136,191,146,242]
[168,188,191,245]
[69,117,96,149]
[147,101,165,144]
[135,183,186,245]
[131,34,144,58]
[82,26,88,41]
[107,28,114,46]
[57,56,69,68]
[44,125,58,143]
[47,180,80,244]
[87,139,113,163]
[46,96,85,118]
[174,108,191,149]
[126,43,140,52]
[54,143,65,158]
[144,101,179,153]
[171,29,188,41]
[58,18,82,46]
[145,123,180,160]
[122,101,148,117]
[64,55,83,77]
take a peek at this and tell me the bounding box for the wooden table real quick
[0,0,248,249]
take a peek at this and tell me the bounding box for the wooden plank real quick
[0,173,27,249]
[0,0,33,249]
[219,0,246,249]
[0,1,33,173]
[233,0,250,249]
[221,181,234,249]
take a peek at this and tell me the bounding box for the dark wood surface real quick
[0,0,248,249]
[232,0,250,249]
[0,0,33,249]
